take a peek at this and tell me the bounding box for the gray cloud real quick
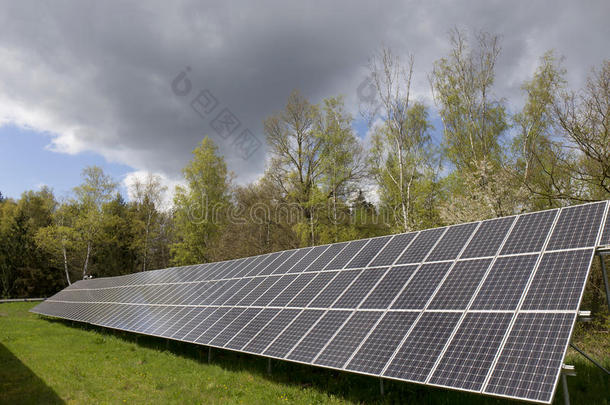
[1,0,608,185]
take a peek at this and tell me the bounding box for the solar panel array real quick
[32,201,610,404]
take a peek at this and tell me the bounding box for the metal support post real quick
[561,364,575,405]
[208,346,212,364]
[267,358,272,374]
[598,253,610,311]
[379,378,384,395]
[561,372,570,405]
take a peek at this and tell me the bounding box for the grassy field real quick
[0,302,608,405]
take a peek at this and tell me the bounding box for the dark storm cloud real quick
[1,0,608,184]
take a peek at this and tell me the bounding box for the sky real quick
[1,0,608,201]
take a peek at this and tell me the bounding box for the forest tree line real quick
[1,30,608,316]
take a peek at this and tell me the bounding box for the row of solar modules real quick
[48,249,593,312]
[63,201,610,293]
[33,301,575,403]
[33,201,610,403]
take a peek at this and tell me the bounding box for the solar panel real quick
[483,313,576,403]
[263,310,324,358]
[429,312,513,391]
[32,200,610,404]
[346,312,419,374]
[313,311,382,368]
[600,204,610,245]
[383,312,462,382]
[287,310,351,363]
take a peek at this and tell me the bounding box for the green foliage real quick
[368,102,438,231]
[0,188,64,298]
[172,137,231,265]
[430,29,508,171]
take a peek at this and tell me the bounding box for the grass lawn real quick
[0,302,608,405]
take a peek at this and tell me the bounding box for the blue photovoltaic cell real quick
[233,255,266,278]
[246,252,282,277]
[210,308,262,347]
[237,276,281,306]
[471,254,539,310]
[210,279,248,305]
[500,209,558,255]
[521,249,593,310]
[325,239,368,270]
[269,273,316,307]
[546,202,606,250]
[243,309,301,354]
[258,250,295,275]
[600,203,610,246]
[484,313,575,403]
[183,307,231,342]
[461,216,515,258]
[305,242,347,272]
[369,232,417,267]
[391,262,453,309]
[314,311,382,368]
[287,310,351,363]
[272,248,311,274]
[223,277,265,305]
[288,272,337,307]
[332,268,387,309]
[172,307,218,341]
[346,312,419,375]
[263,310,324,358]
[360,265,419,309]
[428,259,492,310]
[426,222,478,262]
[288,246,328,273]
[345,236,392,269]
[308,270,361,308]
[395,227,446,264]
[252,274,297,306]
[196,308,246,344]
[225,308,280,350]
[429,312,513,391]
[383,312,461,382]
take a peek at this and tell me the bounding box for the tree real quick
[95,193,138,277]
[430,28,507,170]
[34,199,79,285]
[512,52,569,209]
[265,90,324,245]
[129,173,167,271]
[172,138,231,264]
[317,96,366,242]
[553,60,610,200]
[1,188,63,297]
[364,48,436,232]
[219,175,300,259]
[73,166,117,278]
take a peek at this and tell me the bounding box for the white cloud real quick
[0,0,608,189]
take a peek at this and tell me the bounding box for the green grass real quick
[0,302,607,405]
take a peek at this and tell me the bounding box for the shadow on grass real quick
[43,317,607,405]
[0,343,64,404]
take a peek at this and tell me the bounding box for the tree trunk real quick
[62,243,71,285]
[143,211,151,272]
[82,241,91,278]
[396,138,409,232]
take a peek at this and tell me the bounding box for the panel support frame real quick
[596,250,610,312]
